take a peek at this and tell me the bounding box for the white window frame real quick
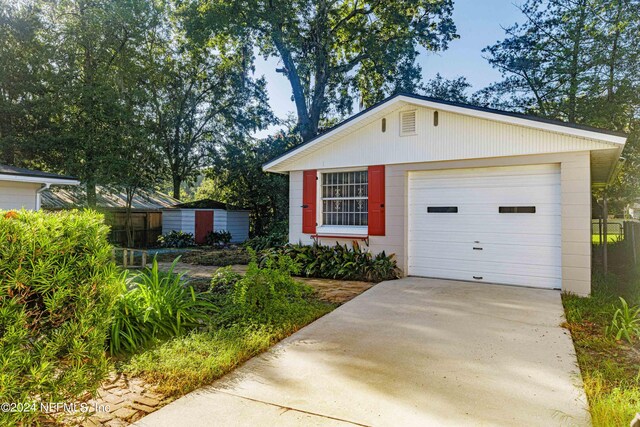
[317,168,369,236]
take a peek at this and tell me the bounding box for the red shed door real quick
[194,211,214,244]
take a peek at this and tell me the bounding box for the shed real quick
[0,164,79,210]
[162,199,250,244]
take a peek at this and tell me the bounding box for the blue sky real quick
[253,0,524,136]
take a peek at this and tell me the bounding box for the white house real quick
[0,165,79,210]
[263,93,627,296]
[162,199,250,244]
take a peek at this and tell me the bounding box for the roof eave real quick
[0,174,80,186]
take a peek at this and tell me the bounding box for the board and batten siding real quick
[0,181,40,210]
[289,151,592,295]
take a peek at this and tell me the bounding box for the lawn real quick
[592,234,624,244]
[562,273,640,426]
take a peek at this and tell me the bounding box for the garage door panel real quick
[409,231,561,246]
[408,164,561,289]
[409,244,561,267]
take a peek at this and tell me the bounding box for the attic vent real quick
[400,110,416,136]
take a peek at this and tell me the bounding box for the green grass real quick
[592,234,624,244]
[562,273,640,426]
[119,301,334,397]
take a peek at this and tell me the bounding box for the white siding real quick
[0,181,40,210]
[274,105,617,174]
[288,152,593,295]
[181,210,195,235]
[213,209,228,233]
[226,211,250,243]
[161,210,183,234]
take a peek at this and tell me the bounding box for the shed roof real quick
[171,199,247,210]
[42,186,179,211]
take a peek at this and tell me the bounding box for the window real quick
[400,110,416,135]
[499,206,536,213]
[427,206,458,213]
[322,171,368,226]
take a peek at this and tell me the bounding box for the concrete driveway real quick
[135,278,590,426]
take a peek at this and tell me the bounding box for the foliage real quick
[181,0,458,141]
[259,242,401,282]
[183,248,250,266]
[109,258,216,354]
[562,273,640,426]
[203,130,295,236]
[0,210,120,426]
[244,227,288,251]
[209,266,243,295]
[205,230,232,247]
[422,73,472,103]
[605,297,640,342]
[157,231,195,248]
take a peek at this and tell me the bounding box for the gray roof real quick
[171,199,247,210]
[42,186,179,211]
[0,164,77,180]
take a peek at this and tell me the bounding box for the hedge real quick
[0,209,120,425]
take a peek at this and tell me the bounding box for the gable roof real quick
[263,93,627,173]
[0,164,79,185]
[42,186,179,211]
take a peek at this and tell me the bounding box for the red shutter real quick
[368,165,385,236]
[302,170,317,234]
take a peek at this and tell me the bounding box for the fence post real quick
[631,223,637,266]
[129,249,134,266]
[142,251,147,269]
[603,196,608,275]
[122,249,127,268]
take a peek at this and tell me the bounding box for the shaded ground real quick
[136,278,589,427]
[156,261,374,304]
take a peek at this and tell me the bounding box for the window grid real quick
[322,171,368,226]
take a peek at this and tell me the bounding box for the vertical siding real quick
[226,211,250,243]
[181,210,195,235]
[0,181,39,210]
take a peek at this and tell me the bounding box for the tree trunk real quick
[86,179,97,208]
[172,175,181,200]
[125,188,135,248]
[567,2,587,123]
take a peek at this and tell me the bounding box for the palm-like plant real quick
[605,297,640,343]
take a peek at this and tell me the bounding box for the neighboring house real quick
[263,93,627,296]
[0,164,79,210]
[42,186,179,247]
[628,203,640,220]
[162,199,250,244]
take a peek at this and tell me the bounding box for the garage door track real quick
[135,278,590,426]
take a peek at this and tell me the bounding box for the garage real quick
[408,164,561,289]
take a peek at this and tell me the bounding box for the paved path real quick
[135,278,590,426]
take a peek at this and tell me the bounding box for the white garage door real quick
[408,164,561,289]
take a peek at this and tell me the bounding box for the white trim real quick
[0,174,80,186]
[263,95,626,172]
[315,225,368,236]
[318,169,369,228]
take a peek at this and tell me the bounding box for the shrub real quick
[216,253,319,326]
[210,266,243,295]
[109,258,216,354]
[605,297,640,343]
[205,230,232,247]
[157,231,194,248]
[244,230,288,251]
[0,209,120,426]
[259,242,401,282]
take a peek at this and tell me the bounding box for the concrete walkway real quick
[134,278,590,427]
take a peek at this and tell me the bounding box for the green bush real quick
[259,242,401,282]
[157,230,195,248]
[0,209,120,426]
[244,227,288,251]
[210,266,243,295]
[605,297,640,343]
[109,258,216,354]
[205,230,232,247]
[216,253,319,326]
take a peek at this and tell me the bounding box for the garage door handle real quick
[301,204,309,208]
[473,276,483,280]
[473,247,483,250]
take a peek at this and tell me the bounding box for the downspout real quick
[35,183,51,211]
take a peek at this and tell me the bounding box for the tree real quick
[180,0,458,141]
[482,0,640,210]
[422,73,471,103]
[199,129,300,235]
